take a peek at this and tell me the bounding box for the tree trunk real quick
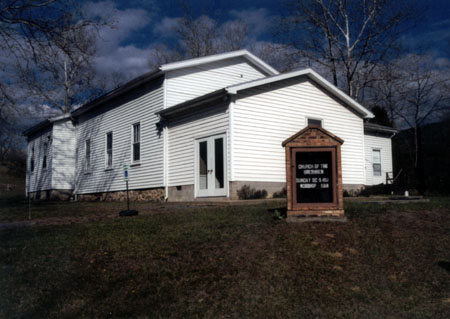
[415,126,426,195]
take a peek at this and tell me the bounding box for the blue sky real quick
[81,0,450,81]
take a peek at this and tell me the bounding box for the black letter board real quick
[295,151,333,203]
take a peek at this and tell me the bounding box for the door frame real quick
[194,132,228,198]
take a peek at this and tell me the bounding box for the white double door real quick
[196,134,227,197]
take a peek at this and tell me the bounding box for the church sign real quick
[282,126,344,217]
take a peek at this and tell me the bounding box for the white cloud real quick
[94,45,156,80]
[229,8,274,36]
[83,1,151,53]
[153,17,181,37]
[80,1,157,86]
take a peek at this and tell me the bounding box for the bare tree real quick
[149,3,251,68]
[279,0,418,100]
[366,62,403,126]
[148,44,184,70]
[175,14,218,58]
[18,26,105,113]
[218,20,249,52]
[175,16,250,58]
[390,55,450,193]
[0,1,109,114]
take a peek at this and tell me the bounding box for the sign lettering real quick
[295,151,333,203]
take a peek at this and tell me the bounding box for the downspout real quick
[163,75,169,201]
[73,116,79,201]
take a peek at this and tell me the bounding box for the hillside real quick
[0,164,26,199]
[393,119,450,194]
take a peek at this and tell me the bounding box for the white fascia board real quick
[49,113,71,122]
[227,68,375,119]
[159,50,279,76]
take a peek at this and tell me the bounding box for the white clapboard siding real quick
[364,134,393,185]
[167,103,230,187]
[165,57,266,108]
[26,126,53,192]
[75,78,164,194]
[231,77,366,185]
[52,119,76,190]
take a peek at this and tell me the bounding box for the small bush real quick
[358,184,393,197]
[273,187,287,198]
[254,189,268,199]
[237,185,253,200]
[237,185,268,200]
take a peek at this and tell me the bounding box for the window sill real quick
[130,162,141,167]
[104,168,114,171]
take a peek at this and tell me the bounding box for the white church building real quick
[24,50,397,201]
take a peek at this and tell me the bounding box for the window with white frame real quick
[30,146,35,173]
[307,118,322,127]
[132,123,140,162]
[42,142,48,169]
[106,132,113,168]
[85,139,91,170]
[372,149,381,176]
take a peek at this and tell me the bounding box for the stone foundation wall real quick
[28,189,73,201]
[77,187,165,202]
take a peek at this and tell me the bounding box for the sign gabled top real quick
[282,126,344,147]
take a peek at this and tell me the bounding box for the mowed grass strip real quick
[1,200,450,318]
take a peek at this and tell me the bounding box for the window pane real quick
[107,151,112,167]
[106,133,113,167]
[31,147,34,172]
[43,143,48,168]
[134,124,140,143]
[373,163,382,176]
[107,133,112,150]
[214,138,224,189]
[133,143,140,161]
[308,119,322,127]
[199,141,208,189]
[372,150,381,163]
[133,124,140,161]
[86,140,91,168]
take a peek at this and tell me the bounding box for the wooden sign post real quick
[282,126,344,217]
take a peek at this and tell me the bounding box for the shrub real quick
[272,187,287,198]
[253,189,268,199]
[237,185,268,200]
[358,183,393,197]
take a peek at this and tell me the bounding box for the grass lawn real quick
[1,198,450,318]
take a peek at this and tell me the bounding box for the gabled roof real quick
[227,68,374,119]
[160,50,279,76]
